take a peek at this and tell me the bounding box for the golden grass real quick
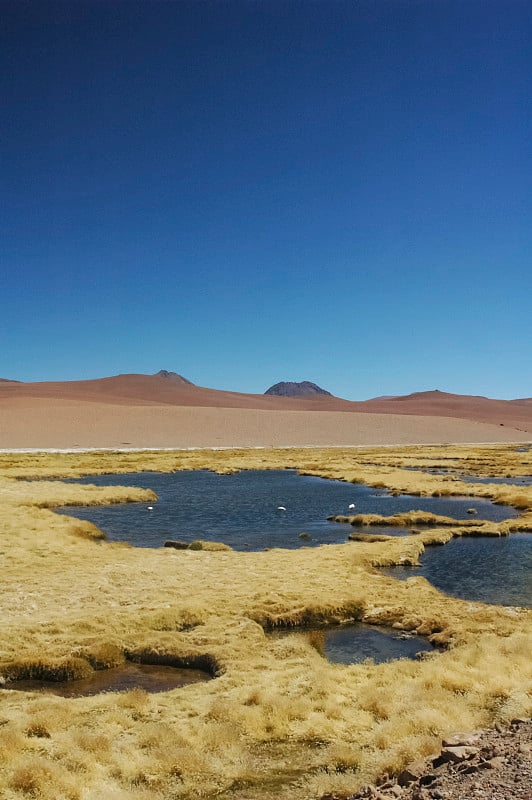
[330,510,481,527]
[0,444,530,799]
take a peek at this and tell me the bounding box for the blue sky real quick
[1,0,531,399]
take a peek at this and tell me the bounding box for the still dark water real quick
[404,467,532,486]
[274,624,434,665]
[58,469,516,551]
[457,474,532,486]
[5,662,210,697]
[381,534,532,608]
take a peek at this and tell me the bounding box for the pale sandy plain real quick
[0,373,531,448]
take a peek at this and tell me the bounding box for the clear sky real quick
[1,0,531,400]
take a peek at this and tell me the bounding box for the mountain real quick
[361,390,532,431]
[0,372,344,411]
[264,381,332,397]
[0,375,530,433]
[154,370,195,385]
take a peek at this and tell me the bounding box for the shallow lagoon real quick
[381,534,532,607]
[58,469,517,551]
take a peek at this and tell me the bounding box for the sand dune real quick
[0,374,530,449]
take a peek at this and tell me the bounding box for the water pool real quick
[57,469,518,551]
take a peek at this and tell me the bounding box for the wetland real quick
[56,468,517,550]
[0,443,530,800]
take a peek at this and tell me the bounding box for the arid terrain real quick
[1,373,531,449]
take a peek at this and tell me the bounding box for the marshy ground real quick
[0,444,530,799]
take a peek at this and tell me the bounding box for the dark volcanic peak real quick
[264,381,332,398]
[0,377,21,383]
[154,370,194,386]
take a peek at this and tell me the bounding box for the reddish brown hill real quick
[361,389,532,431]
[1,376,530,432]
[0,373,352,411]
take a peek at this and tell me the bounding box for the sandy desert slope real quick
[0,375,530,448]
[0,398,530,449]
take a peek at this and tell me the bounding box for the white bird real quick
[277,506,287,511]
[348,503,356,509]
[147,506,154,511]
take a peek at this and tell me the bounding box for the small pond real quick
[56,470,517,551]
[455,474,532,486]
[403,466,532,486]
[380,534,532,607]
[3,662,211,697]
[273,624,434,664]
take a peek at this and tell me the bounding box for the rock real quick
[398,760,428,786]
[163,540,189,549]
[442,733,481,748]
[439,745,479,763]
[328,720,532,800]
[456,762,485,775]
[419,774,438,786]
[389,786,404,797]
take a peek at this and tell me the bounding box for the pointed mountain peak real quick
[154,370,195,385]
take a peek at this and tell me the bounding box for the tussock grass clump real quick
[9,756,81,800]
[25,721,51,738]
[1,656,93,684]
[348,532,392,542]
[139,607,207,631]
[64,518,107,540]
[189,539,233,551]
[258,600,366,631]
[164,538,232,551]
[125,647,221,677]
[75,642,125,670]
[188,539,204,550]
[331,510,482,527]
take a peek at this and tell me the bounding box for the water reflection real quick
[381,534,532,607]
[274,624,434,665]
[4,662,211,697]
[57,470,517,552]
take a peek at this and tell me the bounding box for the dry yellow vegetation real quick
[0,444,530,800]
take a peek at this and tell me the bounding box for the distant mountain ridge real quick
[264,381,332,397]
[0,373,530,433]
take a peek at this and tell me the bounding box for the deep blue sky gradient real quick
[1,1,531,399]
